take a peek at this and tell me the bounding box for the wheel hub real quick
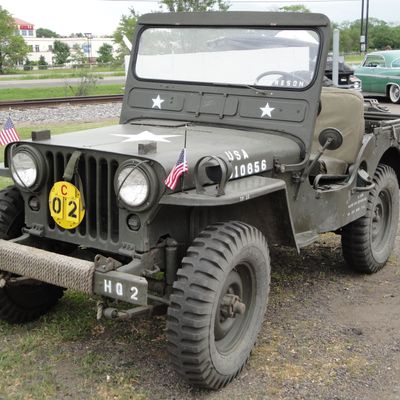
[220,293,246,319]
[372,191,390,249]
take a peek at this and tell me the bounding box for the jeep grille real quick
[45,151,120,242]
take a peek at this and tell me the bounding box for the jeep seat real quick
[310,87,364,175]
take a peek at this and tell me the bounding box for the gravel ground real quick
[0,103,122,125]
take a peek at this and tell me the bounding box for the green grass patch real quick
[0,71,125,81]
[0,84,123,101]
[2,65,124,76]
[344,53,364,65]
[0,290,152,399]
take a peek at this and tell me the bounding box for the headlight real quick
[117,166,149,207]
[10,149,38,188]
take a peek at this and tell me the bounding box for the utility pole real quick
[360,0,370,53]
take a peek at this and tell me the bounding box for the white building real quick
[14,18,117,65]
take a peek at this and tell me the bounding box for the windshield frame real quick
[133,25,322,92]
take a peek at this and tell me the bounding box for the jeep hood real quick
[24,120,301,177]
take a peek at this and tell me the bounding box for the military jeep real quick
[0,12,399,389]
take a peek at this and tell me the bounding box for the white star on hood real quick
[112,130,180,143]
[152,94,165,109]
[260,102,275,118]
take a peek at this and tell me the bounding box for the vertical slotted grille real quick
[46,151,120,243]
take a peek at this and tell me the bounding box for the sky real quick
[0,0,399,37]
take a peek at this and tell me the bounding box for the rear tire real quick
[341,165,399,273]
[389,84,400,104]
[167,221,270,389]
[0,185,64,323]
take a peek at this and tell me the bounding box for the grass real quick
[0,84,124,101]
[0,291,150,399]
[344,53,364,65]
[0,71,125,81]
[2,65,124,76]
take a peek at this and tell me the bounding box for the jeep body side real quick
[0,12,399,389]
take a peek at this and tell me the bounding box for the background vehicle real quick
[355,50,400,103]
[0,12,399,390]
[325,56,361,89]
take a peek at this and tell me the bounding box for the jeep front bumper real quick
[0,239,148,305]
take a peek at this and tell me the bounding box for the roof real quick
[367,49,400,61]
[138,11,330,27]
[13,18,34,28]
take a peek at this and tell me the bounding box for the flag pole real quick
[181,124,188,192]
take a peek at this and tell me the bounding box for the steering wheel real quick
[254,70,307,87]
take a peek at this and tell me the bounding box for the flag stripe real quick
[165,162,188,189]
[0,117,20,146]
[165,148,188,190]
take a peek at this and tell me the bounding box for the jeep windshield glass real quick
[136,27,320,89]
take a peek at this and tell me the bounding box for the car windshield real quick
[136,27,320,89]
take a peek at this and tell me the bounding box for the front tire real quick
[0,186,64,323]
[342,165,399,273]
[0,186,24,240]
[167,222,270,389]
[389,84,400,104]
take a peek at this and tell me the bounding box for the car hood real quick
[26,120,302,181]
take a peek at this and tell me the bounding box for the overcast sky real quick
[0,0,398,36]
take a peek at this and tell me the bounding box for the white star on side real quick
[112,130,180,143]
[260,102,275,118]
[152,94,165,109]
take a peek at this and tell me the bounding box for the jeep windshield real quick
[136,27,320,89]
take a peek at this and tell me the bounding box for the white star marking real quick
[152,94,165,109]
[260,102,275,118]
[112,130,180,143]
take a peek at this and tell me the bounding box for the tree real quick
[162,0,229,12]
[36,28,59,38]
[279,5,311,13]
[52,40,70,65]
[113,8,139,59]
[0,6,29,73]
[97,43,114,64]
[70,43,86,65]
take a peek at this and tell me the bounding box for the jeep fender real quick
[160,175,299,251]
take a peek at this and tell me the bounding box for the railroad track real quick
[0,94,123,109]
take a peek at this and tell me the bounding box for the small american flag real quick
[0,116,20,146]
[165,148,188,190]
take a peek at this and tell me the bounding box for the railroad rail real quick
[0,94,123,109]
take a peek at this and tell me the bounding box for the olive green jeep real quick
[0,12,399,389]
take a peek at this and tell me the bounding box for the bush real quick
[67,70,98,96]
[38,55,48,70]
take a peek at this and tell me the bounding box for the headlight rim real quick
[114,159,158,212]
[9,145,46,192]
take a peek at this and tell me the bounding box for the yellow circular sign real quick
[49,181,85,229]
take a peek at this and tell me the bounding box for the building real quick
[14,18,36,38]
[13,18,117,65]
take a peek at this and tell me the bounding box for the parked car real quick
[355,50,400,103]
[325,56,362,90]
